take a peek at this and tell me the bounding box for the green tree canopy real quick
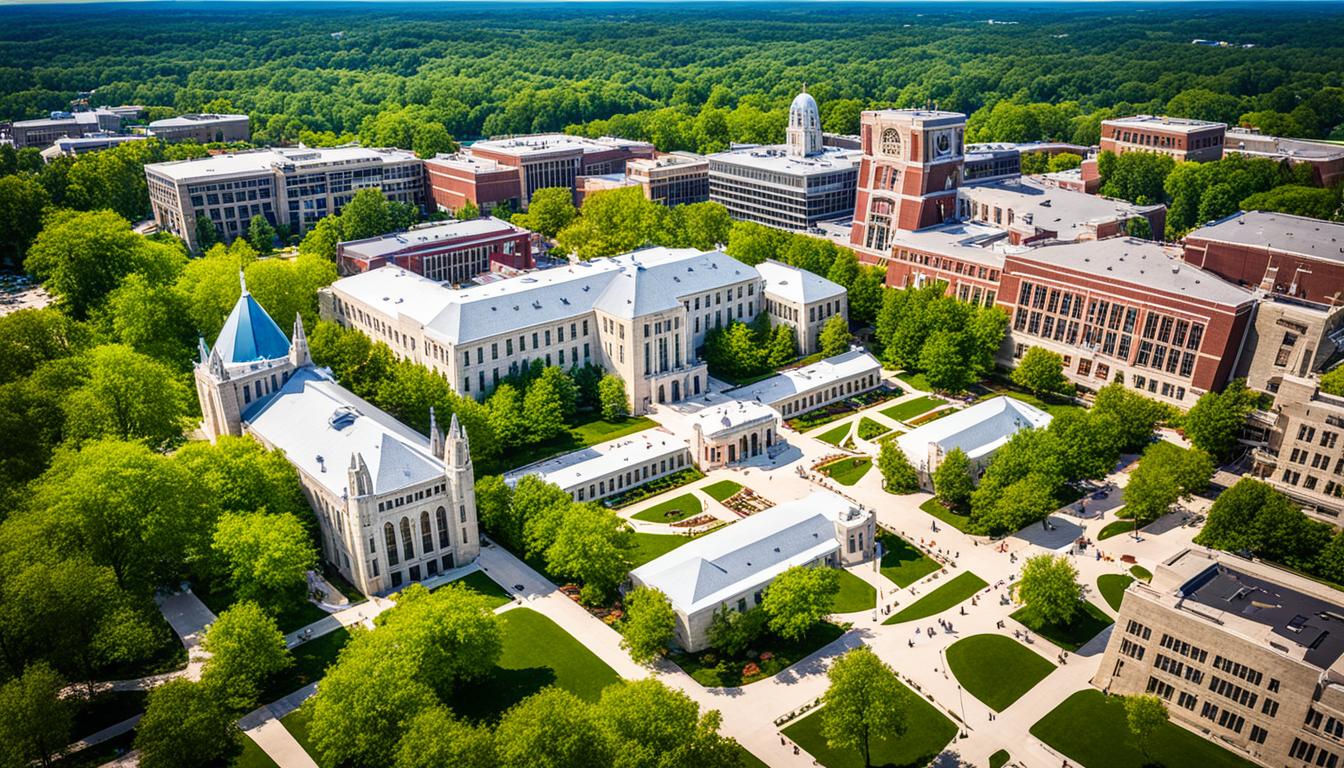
[878,439,921,494]
[1011,346,1071,397]
[820,647,909,768]
[135,679,240,768]
[932,446,975,511]
[1017,554,1081,627]
[514,187,578,238]
[761,566,839,641]
[620,586,676,665]
[201,601,292,710]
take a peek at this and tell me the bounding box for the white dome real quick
[789,90,820,128]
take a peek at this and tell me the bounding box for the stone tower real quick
[445,413,481,564]
[786,86,823,159]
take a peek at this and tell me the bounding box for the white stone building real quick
[728,350,882,419]
[503,429,693,504]
[756,259,847,355]
[628,491,875,652]
[194,277,480,596]
[894,395,1051,489]
[689,399,781,469]
[320,247,847,415]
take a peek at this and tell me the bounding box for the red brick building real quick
[850,109,968,248]
[999,238,1257,404]
[336,217,532,285]
[1183,211,1344,307]
[1224,128,1344,188]
[424,134,654,214]
[1099,115,1225,163]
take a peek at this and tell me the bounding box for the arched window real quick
[459,505,467,524]
[420,511,434,553]
[881,128,902,158]
[384,522,399,566]
[436,507,451,549]
[400,517,415,562]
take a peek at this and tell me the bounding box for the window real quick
[384,523,399,566]
[420,511,433,553]
[436,507,450,549]
[400,517,415,561]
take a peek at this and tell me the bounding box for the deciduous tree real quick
[819,314,851,357]
[545,503,632,605]
[1018,554,1081,627]
[135,679,239,768]
[598,374,629,421]
[820,647,908,768]
[1011,347,1070,397]
[494,688,611,768]
[932,447,974,511]
[1126,694,1168,762]
[0,662,72,768]
[878,440,920,494]
[201,601,291,710]
[620,586,676,664]
[761,566,838,641]
[211,512,318,615]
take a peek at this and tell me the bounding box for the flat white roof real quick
[1103,115,1226,133]
[630,491,856,615]
[339,217,526,261]
[728,351,880,407]
[708,144,861,176]
[502,428,687,492]
[149,113,248,128]
[690,399,778,438]
[896,396,1050,467]
[470,133,651,158]
[756,259,846,305]
[145,146,418,183]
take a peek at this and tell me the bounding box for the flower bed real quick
[605,467,705,508]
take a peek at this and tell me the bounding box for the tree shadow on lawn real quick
[449,665,559,723]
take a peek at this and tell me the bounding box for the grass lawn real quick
[734,744,771,768]
[878,532,940,588]
[783,678,957,768]
[446,569,513,609]
[196,583,330,635]
[880,395,944,423]
[918,497,972,532]
[833,569,877,613]
[69,689,147,742]
[450,607,620,721]
[261,627,351,702]
[821,456,872,486]
[670,621,846,688]
[1000,391,1086,419]
[1011,601,1113,651]
[989,750,1010,768]
[628,530,699,569]
[1098,519,1141,540]
[1131,565,1153,582]
[234,736,281,768]
[702,479,744,502]
[1098,574,1135,612]
[1031,690,1259,768]
[856,417,890,441]
[632,492,704,523]
[483,413,657,474]
[815,421,853,446]
[884,572,987,624]
[896,371,933,393]
[946,634,1055,712]
[281,702,319,765]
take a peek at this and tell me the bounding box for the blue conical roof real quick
[212,275,291,364]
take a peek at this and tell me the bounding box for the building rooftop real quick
[469,133,652,159]
[338,217,527,263]
[755,259,846,305]
[145,146,418,183]
[862,108,966,127]
[1186,210,1344,264]
[728,351,880,407]
[1145,548,1344,673]
[1013,237,1257,306]
[628,153,709,172]
[629,491,857,615]
[12,109,115,128]
[328,246,758,345]
[502,428,687,492]
[244,367,442,499]
[689,399,778,438]
[964,176,1159,241]
[1103,115,1226,133]
[1224,129,1344,162]
[148,113,248,129]
[211,280,293,365]
[887,220,1020,269]
[896,395,1050,467]
[708,144,861,176]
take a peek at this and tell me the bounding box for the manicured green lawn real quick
[450,608,620,721]
[880,395,944,423]
[734,744,771,768]
[632,492,704,523]
[833,569,877,613]
[783,678,957,768]
[281,702,319,765]
[815,421,853,446]
[1098,519,1141,540]
[857,417,890,441]
[918,497,972,532]
[1131,565,1153,582]
[989,750,1010,768]
[1000,391,1085,419]
[671,622,846,688]
[234,736,281,768]
[261,627,351,702]
[1031,690,1259,768]
[702,479,744,502]
[878,532,939,588]
[628,530,699,568]
[1098,574,1135,612]
[446,569,514,609]
[1011,601,1114,651]
[896,372,933,393]
[884,572,987,624]
[946,634,1055,712]
[821,456,871,486]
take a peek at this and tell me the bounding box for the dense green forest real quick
[3,1,1344,152]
